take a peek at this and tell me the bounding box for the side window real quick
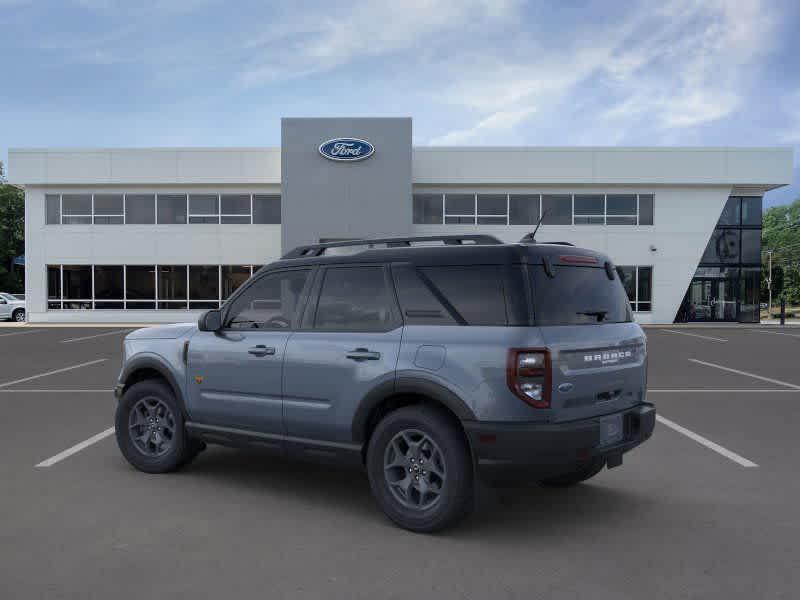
[420,266,508,326]
[392,266,457,325]
[314,266,396,331]
[226,269,310,329]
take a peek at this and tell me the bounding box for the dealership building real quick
[8,117,794,324]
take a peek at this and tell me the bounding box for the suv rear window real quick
[530,265,632,325]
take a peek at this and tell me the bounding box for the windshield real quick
[530,265,632,325]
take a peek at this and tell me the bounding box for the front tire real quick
[115,379,200,473]
[366,405,473,533]
[12,309,25,322]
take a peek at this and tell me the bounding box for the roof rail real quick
[541,241,575,246]
[283,235,503,258]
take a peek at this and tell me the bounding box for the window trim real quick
[618,265,653,313]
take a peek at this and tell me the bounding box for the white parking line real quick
[656,415,758,468]
[35,427,116,468]
[0,329,45,338]
[659,329,728,342]
[688,358,800,390]
[60,329,131,343]
[747,329,800,339]
[0,389,112,393]
[0,359,107,389]
[649,388,800,393]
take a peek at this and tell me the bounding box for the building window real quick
[617,266,653,312]
[157,194,187,224]
[253,194,281,224]
[413,192,655,226]
[125,194,156,224]
[93,265,124,309]
[189,194,219,224]
[62,265,92,310]
[189,265,220,308]
[157,265,188,309]
[93,194,124,224]
[222,265,253,299]
[44,193,280,225]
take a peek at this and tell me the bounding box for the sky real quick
[1,0,798,207]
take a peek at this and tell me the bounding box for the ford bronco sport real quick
[114,235,654,532]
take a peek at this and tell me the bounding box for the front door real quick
[685,278,738,321]
[186,267,313,434]
[283,265,402,444]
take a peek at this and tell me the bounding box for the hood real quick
[125,322,197,340]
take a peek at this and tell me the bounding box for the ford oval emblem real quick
[318,138,375,162]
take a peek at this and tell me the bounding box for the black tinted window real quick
[421,266,507,326]
[531,265,631,325]
[315,267,395,331]
[227,269,309,329]
[541,195,571,224]
[392,266,457,325]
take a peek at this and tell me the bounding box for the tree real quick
[762,197,800,305]
[0,161,25,293]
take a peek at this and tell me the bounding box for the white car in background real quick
[0,293,26,322]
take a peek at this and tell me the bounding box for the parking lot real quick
[1,324,799,599]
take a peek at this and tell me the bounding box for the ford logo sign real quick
[318,138,375,162]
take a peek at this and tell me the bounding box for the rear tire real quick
[366,405,473,533]
[538,459,605,487]
[115,379,201,474]
[12,309,25,322]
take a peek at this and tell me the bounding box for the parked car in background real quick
[0,293,26,322]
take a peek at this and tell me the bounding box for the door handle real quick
[346,348,381,361]
[248,345,276,357]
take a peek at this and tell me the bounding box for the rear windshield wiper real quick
[576,310,608,322]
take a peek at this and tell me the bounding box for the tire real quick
[538,459,605,487]
[115,379,201,474]
[366,405,473,533]
[12,309,25,322]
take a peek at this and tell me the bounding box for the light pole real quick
[767,250,773,315]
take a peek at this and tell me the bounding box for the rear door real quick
[283,265,402,444]
[530,263,647,424]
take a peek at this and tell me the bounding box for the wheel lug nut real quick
[415,476,419,481]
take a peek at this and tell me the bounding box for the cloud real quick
[429,107,536,145]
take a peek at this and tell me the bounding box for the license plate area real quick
[598,414,624,447]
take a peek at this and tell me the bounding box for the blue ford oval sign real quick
[318,138,375,162]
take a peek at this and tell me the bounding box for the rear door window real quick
[530,265,631,325]
[420,266,507,326]
[314,266,398,331]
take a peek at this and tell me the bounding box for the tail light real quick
[507,348,552,408]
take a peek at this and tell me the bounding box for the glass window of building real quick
[637,194,654,225]
[741,196,762,226]
[221,194,251,224]
[541,195,571,224]
[509,194,540,225]
[47,265,61,309]
[476,194,507,225]
[444,194,475,224]
[189,195,219,224]
[125,194,156,225]
[93,194,124,224]
[573,195,604,224]
[717,197,741,226]
[158,265,188,309]
[126,265,156,309]
[62,194,92,224]
[189,265,220,308]
[253,194,281,224]
[157,194,187,224]
[46,194,61,225]
[701,229,741,263]
[413,194,443,224]
[606,194,638,225]
[62,265,92,309]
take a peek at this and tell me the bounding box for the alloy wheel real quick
[129,396,176,457]
[383,428,446,511]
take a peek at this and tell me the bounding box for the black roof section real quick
[267,235,611,270]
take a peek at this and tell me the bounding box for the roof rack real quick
[541,241,574,246]
[283,235,503,258]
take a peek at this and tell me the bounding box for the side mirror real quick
[198,309,222,332]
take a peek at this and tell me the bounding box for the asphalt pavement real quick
[0,325,798,599]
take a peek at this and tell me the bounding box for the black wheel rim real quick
[129,396,176,457]
[383,428,446,511]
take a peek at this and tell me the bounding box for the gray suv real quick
[114,235,654,532]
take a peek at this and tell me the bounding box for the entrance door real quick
[685,278,737,321]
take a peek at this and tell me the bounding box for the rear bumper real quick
[463,403,655,484]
